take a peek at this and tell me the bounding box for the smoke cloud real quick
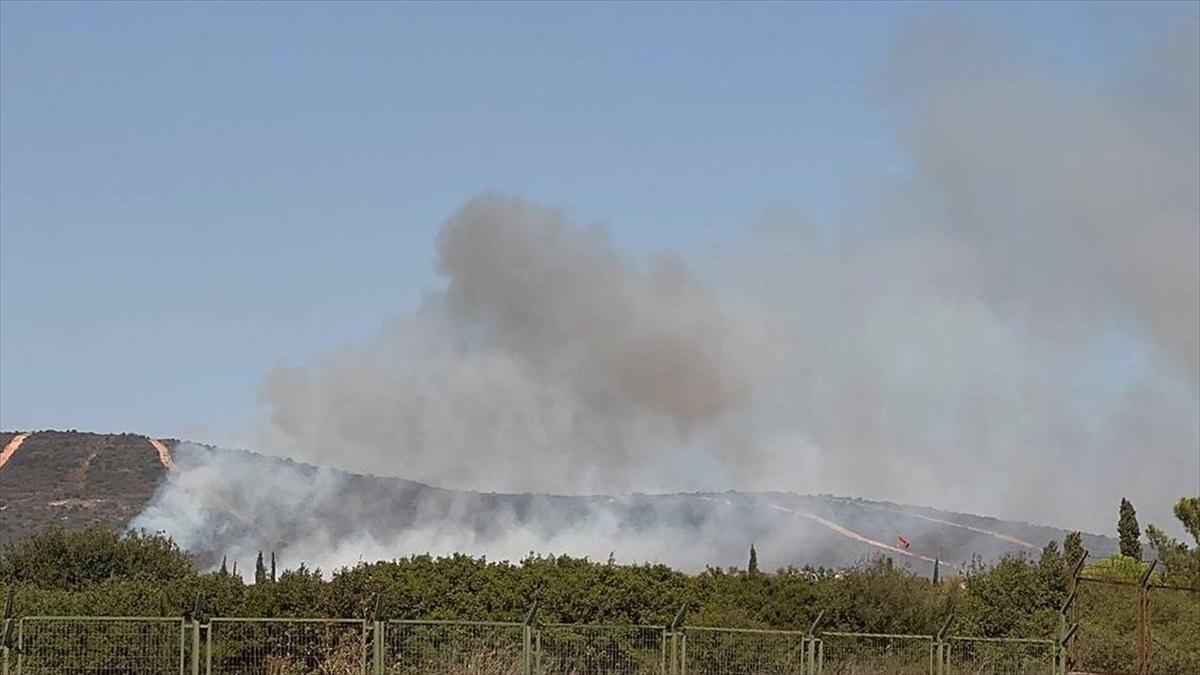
[138,12,1198,571]
[257,194,756,493]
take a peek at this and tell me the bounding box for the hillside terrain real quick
[0,430,1117,571]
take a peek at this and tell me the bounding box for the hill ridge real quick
[0,430,1117,572]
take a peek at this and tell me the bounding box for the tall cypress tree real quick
[748,544,759,575]
[1063,531,1086,570]
[1118,498,1143,560]
[270,551,277,583]
[255,551,266,584]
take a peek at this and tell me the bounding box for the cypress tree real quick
[255,551,266,584]
[1118,498,1142,560]
[220,555,228,576]
[748,544,759,575]
[270,551,277,583]
[1064,531,1086,569]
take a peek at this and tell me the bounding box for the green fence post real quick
[369,594,383,675]
[805,610,825,675]
[372,620,383,675]
[535,628,542,673]
[190,620,199,675]
[189,593,204,675]
[668,605,686,675]
[522,601,539,675]
[935,613,954,675]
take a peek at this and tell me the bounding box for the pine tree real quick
[1118,498,1143,560]
[270,551,277,583]
[255,551,266,584]
[748,544,759,575]
[1174,496,1200,546]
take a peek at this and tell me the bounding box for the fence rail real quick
[4,613,1183,675]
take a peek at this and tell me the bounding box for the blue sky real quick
[0,1,1192,437]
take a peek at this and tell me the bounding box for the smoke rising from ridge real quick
[139,13,1199,569]
[258,194,756,492]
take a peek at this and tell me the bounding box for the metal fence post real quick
[535,628,542,673]
[668,605,686,675]
[935,613,954,675]
[369,594,383,675]
[805,610,825,675]
[1137,560,1156,675]
[521,601,539,675]
[1057,623,1079,675]
[190,620,199,675]
[372,620,383,675]
[1066,552,1087,671]
[187,593,204,675]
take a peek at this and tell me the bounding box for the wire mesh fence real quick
[15,616,185,675]
[818,632,933,675]
[205,618,367,675]
[679,626,809,675]
[534,624,666,675]
[942,636,1055,675]
[382,620,526,675]
[0,616,1108,675]
[1073,578,1139,674]
[1146,585,1200,675]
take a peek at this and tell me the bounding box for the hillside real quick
[0,430,1117,571]
[0,430,171,542]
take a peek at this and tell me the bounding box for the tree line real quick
[1,497,1196,642]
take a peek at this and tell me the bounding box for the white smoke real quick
[136,11,1199,571]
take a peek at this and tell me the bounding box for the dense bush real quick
[1,498,1196,648]
[0,527,1075,637]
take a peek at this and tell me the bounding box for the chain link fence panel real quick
[1074,579,1138,674]
[1147,585,1200,675]
[16,616,185,675]
[382,620,525,675]
[818,632,933,675]
[205,618,367,675]
[943,636,1055,675]
[679,626,808,675]
[534,624,665,675]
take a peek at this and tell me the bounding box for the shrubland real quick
[0,498,1195,645]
